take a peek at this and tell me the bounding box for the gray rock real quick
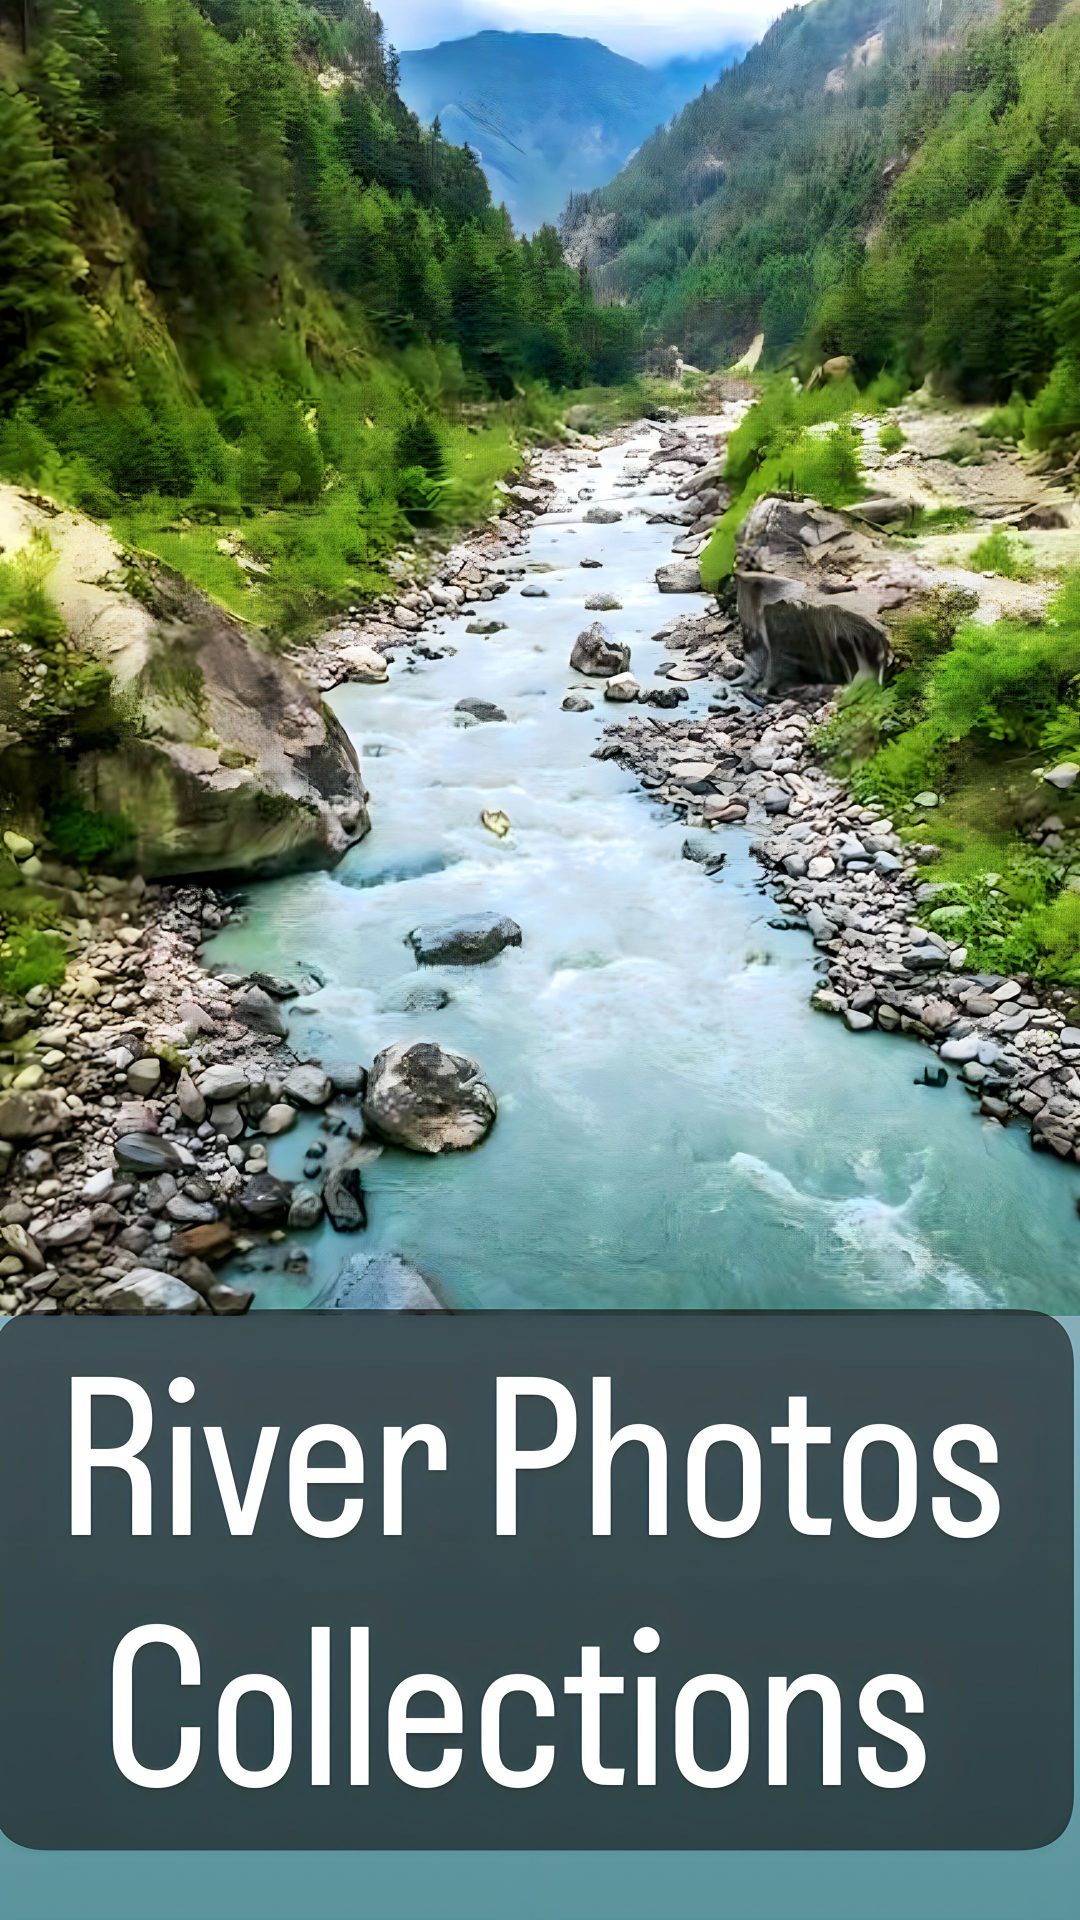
[570,622,630,677]
[260,1102,297,1136]
[233,984,288,1038]
[455,698,507,723]
[583,507,622,524]
[465,618,507,635]
[114,1132,188,1176]
[562,693,593,712]
[656,559,702,592]
[1044,762,1079,790]
[407,913,522,967]
[603,673,640,703]
[196,1063,249,1103]
[176,1070,206,1124]
[236,1172,294,1225]
[287,1185,324,1229]
[126,1057,162,1096]
[100,1267,204,1314]
[283,1063,333,1108]
[323,1163,367,1231]
[584,594,623,611]
[321,1253,444,1312]
[249,970,300,999]
[362,1041,497,1153]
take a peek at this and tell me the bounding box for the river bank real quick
[5,404,1080,1315]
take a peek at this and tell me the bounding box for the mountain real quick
[560,0,1004,367]
[398,30,744,232]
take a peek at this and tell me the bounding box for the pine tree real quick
[0,83,87,400]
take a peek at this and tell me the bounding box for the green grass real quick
[700,375,867,591]
[969,528,1035,582]
[816,577,1080,983]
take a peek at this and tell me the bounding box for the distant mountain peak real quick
[397,29,743,232]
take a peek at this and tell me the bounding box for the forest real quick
[565,0,1080,447]
[0,0,639,629]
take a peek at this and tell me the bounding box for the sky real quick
[375,1,791,64]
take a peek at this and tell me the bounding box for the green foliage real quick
[0,76,89,400]
[878,421,905,455]
[0,925,68,996]
[0,539,123,745]
[969,528,1035,581]
[701,375,865,589]
[818,576,1080,982]
[47,795,133,864]
[0,0,640,637]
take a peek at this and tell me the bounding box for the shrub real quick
[969,529,1035,581]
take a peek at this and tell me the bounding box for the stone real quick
[126,1057,162,1097]
[171,1221,236,1261]
[176,1069,206,1123]
[570,622,630,677]
[604,673,640,703]
[562,693,593,712]
[0,1090,70,1143]
[362,1041,497,1154]
[288,1185,325,1229]
[914,791,939,808]
[233,984,288,1038]
[196,1064,250,1103]
[320,1253,444,1312]
[113,1131,187,1176]
[339,642,388,682]
[583,507,622,524]
[282,1063,333,1108]
[100,1267,203,1314]
[656,559,702,593]
[2,830,33,861]
[843,1009,874,1032]
[407,914,522,967]
[260,1102,297,1136]
[584,594,622,611]
[208,1280,254,1314]
[465,618,507,635]
[250,970,300,999]
[455,698,507,723]
[323,1163,368,1232]
[236,1172,294,1226]
[1043,762,1079,790]
[0,1223,44,1272]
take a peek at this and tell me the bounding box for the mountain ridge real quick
[398,28,744,232]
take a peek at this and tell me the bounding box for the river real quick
[208,425,1080,1313]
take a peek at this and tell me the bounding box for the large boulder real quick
[734,495,892,692]
[407,913,522,967]
[570,622,630,677]
[362,1041,497,1153]
[0,485,369,879]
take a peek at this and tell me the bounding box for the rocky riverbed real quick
[5,399,1080,1314]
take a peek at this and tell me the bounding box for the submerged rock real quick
[562,692,593,712]
[323,1162,368,1231]
[583,506,622,524]
[455,698,507,723]
[362,1041,497,1153]
[570,622,630,677]
[319,1252,444,1312]
[407,913,522,967]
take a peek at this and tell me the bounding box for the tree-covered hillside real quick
[0,0,638,632]
[562,0,1002,368]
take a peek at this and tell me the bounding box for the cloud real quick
[376,1,790,62]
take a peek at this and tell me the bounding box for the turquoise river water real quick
[208,427,1080,1312]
